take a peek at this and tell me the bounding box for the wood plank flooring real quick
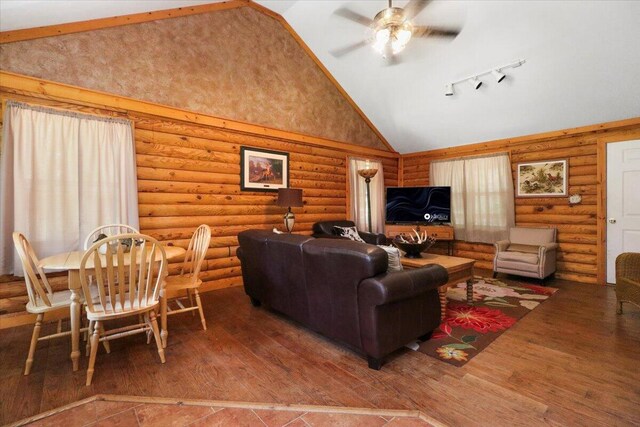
[1,273,639,426]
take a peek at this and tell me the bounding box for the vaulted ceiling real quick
[2,1,639,153]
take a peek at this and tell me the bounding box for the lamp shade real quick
[277,188,303,207]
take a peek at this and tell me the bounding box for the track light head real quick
[492,69,506,83]
[445,83,454,96]
[469,77,482,90]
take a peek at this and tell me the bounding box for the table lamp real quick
[277,188,303,233]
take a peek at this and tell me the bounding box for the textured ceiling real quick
[2,1,640,153]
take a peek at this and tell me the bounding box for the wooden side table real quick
[401,253,475,321]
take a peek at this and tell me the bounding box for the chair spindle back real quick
[80,233,166,315]
[12,232,53,308]
[83,224,139,250]
[180,225,211,283]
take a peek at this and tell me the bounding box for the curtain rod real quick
[430,151,510,163]
[5,100,132,126]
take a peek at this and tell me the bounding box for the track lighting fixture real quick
[445,83,454,96]
[492,69,506,83]
[469,77,482,90]
[444,59,526,97]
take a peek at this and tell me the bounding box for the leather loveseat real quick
[237,230,448,369]
[312,220,387,245]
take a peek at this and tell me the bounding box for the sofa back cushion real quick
[302,239,387,349]
[509,227,556,246]
[237,230,313,324]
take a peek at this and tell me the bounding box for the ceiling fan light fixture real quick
[469,77,482,90]
[445,83,454,96]
[492,69,506,83]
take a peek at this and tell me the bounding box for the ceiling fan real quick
[331,0,460,62]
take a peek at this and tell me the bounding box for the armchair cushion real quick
[497,251,539,265]
[507,244,539,254]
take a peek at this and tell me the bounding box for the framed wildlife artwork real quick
[240,147,289,192]
[516,159,568,197]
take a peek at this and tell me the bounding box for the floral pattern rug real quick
[409,276,557,366]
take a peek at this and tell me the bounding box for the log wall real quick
[401,122,640,285]
[0,75,398,319]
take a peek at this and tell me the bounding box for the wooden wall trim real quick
[0,71,398,159]
[0,0,250,44]
[0,0,396,154]
[403,117,640,159]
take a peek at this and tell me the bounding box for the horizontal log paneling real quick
[401,120,640,285]
[0,80,399,316]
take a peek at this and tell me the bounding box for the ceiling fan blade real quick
[330,40,370,58]
[403,0,432,20]
[334,7,373,27]
[413,26,460,38]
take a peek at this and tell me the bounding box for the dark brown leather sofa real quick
[312,220,387,245]
[236,230,448,369]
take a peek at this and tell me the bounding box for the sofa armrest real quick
[495,240,510,252]
[360,230,388,245]
[359,264,448,306]
[538,242,559,255]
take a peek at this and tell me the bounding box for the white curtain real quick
[349,158,384,234]
[431,153,514,243]
[0,101,139,275]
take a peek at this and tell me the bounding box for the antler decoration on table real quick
[395,229,436,244]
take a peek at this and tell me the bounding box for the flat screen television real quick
[385,186,451,224]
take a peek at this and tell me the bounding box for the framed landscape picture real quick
[516,159,568,197]
[240,147,289,192]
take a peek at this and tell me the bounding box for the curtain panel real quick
[0,101,139,275]
[431,153,514,243]
[348,158,385,234]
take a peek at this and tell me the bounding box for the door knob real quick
[608,218,617,224]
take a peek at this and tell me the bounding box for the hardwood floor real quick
[1,273,639,426]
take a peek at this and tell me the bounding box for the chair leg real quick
[86,320,95,357]
[100,324,111,354]
[194,289,207,331]
[144,313,152,344]
[149,311,166,363]
[617,300,623,315]
[492,271,498,279]
[86,321,101,386]
[187,289,195,316]
[24,314,43,375]
[160,290,168,348]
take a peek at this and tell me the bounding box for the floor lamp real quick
[277,188,303,233]
[357,162,378,233]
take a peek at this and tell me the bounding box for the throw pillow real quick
[377,245,404,272]
[333,225,366,243]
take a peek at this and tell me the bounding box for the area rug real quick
[409,276,557,367]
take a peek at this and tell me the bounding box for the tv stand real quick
[385,224,455,256]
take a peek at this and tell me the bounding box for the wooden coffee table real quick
[401,253,476,321]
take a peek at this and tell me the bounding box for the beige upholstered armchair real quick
[616,253,640,314]
[493,227,558,283]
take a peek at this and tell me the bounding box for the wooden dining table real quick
[38,245,186,371]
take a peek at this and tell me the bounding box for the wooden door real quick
[606,139,640,283]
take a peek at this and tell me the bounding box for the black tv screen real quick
[385,186,451,224]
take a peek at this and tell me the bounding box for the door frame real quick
[597,137,640,285]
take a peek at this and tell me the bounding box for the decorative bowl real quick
[392,238,434,259]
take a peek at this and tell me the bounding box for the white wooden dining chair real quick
[12,232,79,375]
[83,224,139,249]
[80,233,167,386]
[160,224,211,348]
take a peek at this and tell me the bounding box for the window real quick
[0,101,138,274]
[430,153,514,243]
